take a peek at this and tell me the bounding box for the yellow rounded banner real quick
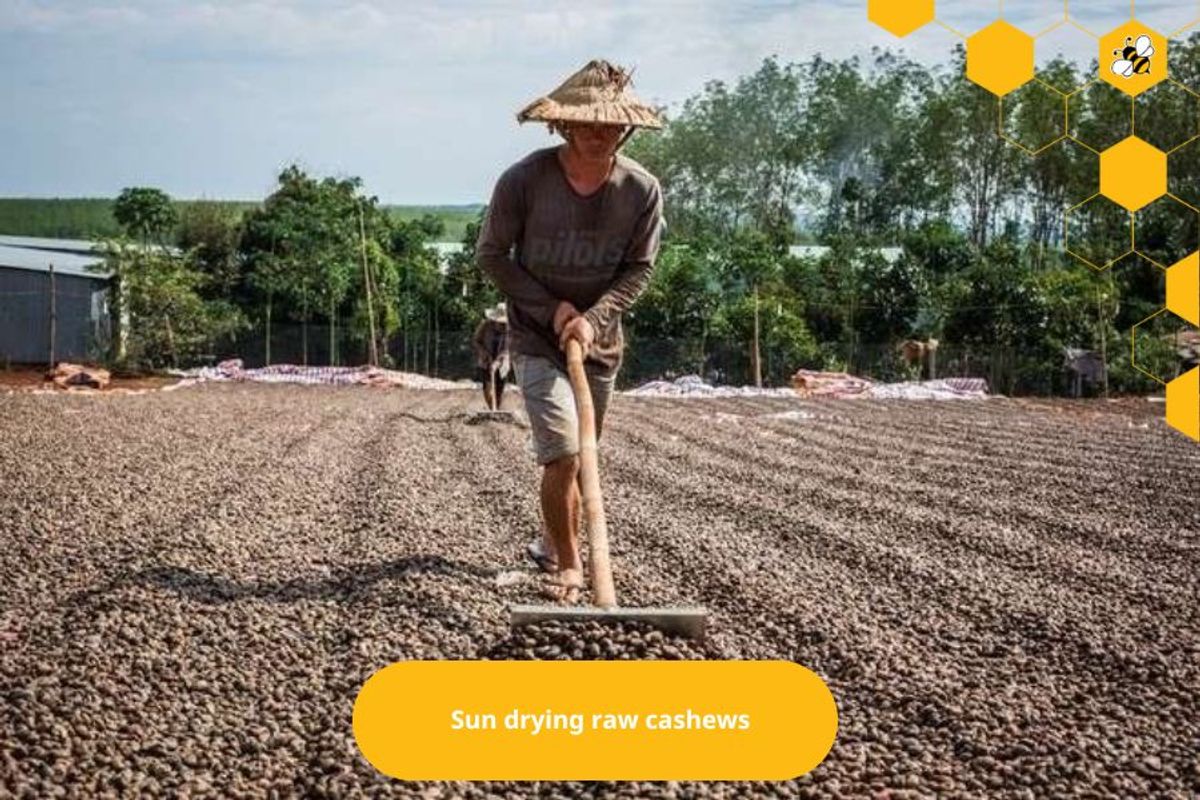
[353,660,837,781]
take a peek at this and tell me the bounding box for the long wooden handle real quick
[565,338,617,608]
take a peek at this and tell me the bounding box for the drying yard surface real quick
[1,385,1197,799]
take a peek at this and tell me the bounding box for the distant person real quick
[476,59,665,601]
[471,302,511,410]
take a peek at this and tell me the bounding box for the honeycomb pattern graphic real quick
[866,1,1200,441]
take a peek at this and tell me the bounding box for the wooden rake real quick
[510,339,707,639]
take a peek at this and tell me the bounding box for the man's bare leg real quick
[536,476,580,572]
[541,455,584,601]
[538,475,581,546]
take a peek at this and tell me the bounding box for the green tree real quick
[626,57,808,239]
[177,202,244,299]
[626,241,724,376]
[937,54,1022,248]
[241,165,395,365]
[803,51,936,238]
[1006,59,1089,262]
[113,187,178,247]
[442,211,500,332]
[97,241,243,369]
[387,214,445,371]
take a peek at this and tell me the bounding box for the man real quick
[476,59,665,601]
[471,302,511,410]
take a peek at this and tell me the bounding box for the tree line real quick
[0,197,478,241]
[622,40,1199,391]
[95,39,1200,391]
[98,176,485,373]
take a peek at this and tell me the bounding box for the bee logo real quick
[1111,35,1154,79]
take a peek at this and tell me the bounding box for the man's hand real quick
[553,301,579,336]
[559,315,596,354]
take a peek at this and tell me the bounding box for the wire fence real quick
[209,324,479,378]
[195,324,1165,396]
[4,279,1183,396]
[621,337,1103,395]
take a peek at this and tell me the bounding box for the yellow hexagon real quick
[1165,366,1199,441]
[867,0,934,37]
[1100,21,1167,97]
[1166,253,1199,326]
[967,21,1035,96]
[1100,137,1167,212]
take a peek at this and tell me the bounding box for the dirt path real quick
[1,385,1197,798]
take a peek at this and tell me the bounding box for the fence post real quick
[48,262,57,369]
[1097,290,1109,398]
[751,284,762,388]
[359,202,379,367]
[265,292,272,366]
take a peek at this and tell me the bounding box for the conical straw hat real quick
[517,59,663,130]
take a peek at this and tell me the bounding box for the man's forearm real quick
[583,259,654,333]
[476,167,561,329]
[582,183,662,333]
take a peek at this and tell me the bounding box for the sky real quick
[1,0,1197,204]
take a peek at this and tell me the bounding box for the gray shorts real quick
[513,353,616,465]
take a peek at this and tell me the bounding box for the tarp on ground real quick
[863,377,990,400]
[627,372,989,400]
[624,375,799,398]
[174,359,467,391]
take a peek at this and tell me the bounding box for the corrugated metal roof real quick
[0,235,100,255]
[0,244,109,279]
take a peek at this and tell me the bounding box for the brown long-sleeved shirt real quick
[475,147,664,375]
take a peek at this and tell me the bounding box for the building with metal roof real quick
[0,237,111,365]
[0,234,101,254]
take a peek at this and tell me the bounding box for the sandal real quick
[526,538,558,573]
[540,569,584,604]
